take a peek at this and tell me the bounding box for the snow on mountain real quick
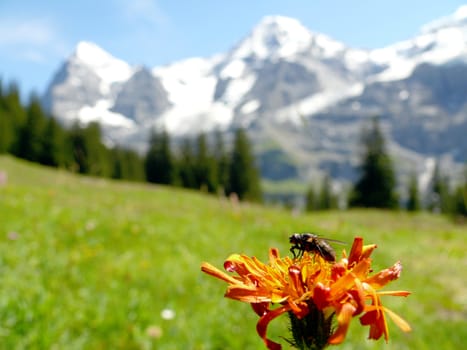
[421,5,467,33]
[43,41,136,128]
[230,15,347,61]
[72,41,133,94]
[369,6,467,83]
[152,55,235,134]
[77,100,135,127]
[230,16,314,60]
[153,56,221,106]
[43,7,467,186]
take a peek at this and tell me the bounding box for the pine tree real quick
[39,117,65,167]
[194,133,218,193]
[428,160,452,214]
[452,184,467,217]
[83,122,111,177]
[177,138,197,188]
[13,94,46,161]
[305,184,318,211]
[226,128,262,202]
[67,122,89,173]
[349,117,398,209]
[0,82,16,153]
[318,174,337,210]
[407,172,421,211]
[213,129,229,193]
[144,128,174,184]
[123,149,144,181]
[2,82,26,154]
[305,175,337,211]
[111,147,144,181]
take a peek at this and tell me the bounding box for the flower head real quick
[201,237,411,349]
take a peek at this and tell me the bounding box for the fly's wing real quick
[322,238,346,245]
[308,233,346,245]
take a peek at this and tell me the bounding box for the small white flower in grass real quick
[161,308,175,320]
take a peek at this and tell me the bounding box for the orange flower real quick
[201,237,411,350]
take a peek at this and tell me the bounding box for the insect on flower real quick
[289,233,345,262]
[201,236,411,349]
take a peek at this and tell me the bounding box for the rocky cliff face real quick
[43,9,467,188]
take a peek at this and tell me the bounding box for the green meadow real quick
[0,155,465,349]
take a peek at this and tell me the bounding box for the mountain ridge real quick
[43,8,467,188]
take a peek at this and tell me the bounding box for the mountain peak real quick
[74,41,112,64]
[454,5,467,20]
[230,15,314,60]
[230,15,347,61]
[421,5,467,33]
[72,41,133,85]
[256,15,310,33]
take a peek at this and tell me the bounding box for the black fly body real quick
[289,233,345,262]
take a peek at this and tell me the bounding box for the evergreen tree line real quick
[1,82,464,214]
[0,81,262,201]
[144,128,262,201]
[304,117,467,218]
[0,82,144,181]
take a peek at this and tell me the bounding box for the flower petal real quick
[383,306,412,333]
[347,237,377,266]
[377,290,411,297]
[251,302,269,316]
[328,302,356,344]
[313,283,330,310]
[225,285,272,303]
[288,265,305,296]
[365,261,402,289]
[360,305,389,342]
[347,237,362,264]
[201,262,240,285]
[256,305,290,350]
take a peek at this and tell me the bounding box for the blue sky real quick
[1,0,466,98]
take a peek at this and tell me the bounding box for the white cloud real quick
[0,17,67,63]
[0,18,55,46]
[118,0,170,27]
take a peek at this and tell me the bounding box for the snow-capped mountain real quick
[43,7,467,188]
[43,41,135,127]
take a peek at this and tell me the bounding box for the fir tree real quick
[213,129,229,193]
[318,174,337,210]
[349,117,398,209]
[2,82,26,154]
[124,149,144,181]
[39,117,65,167]
[14,94,45,161]
[111,147,144,181]
[176,138,196,188]
[452,184,467,217]
[194,133,218,193]
[226,128,262,202]
[67,122,89,173]
[83,122,111,177]
[407,172,421,211]
[428,160,452,214]
[305,184,318,211]
[144,128,174,184]
[305,175,337,211]
[0,82,16,153]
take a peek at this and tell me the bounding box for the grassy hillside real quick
[0,155,465,349]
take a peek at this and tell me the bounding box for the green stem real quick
[288,300,334,350]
